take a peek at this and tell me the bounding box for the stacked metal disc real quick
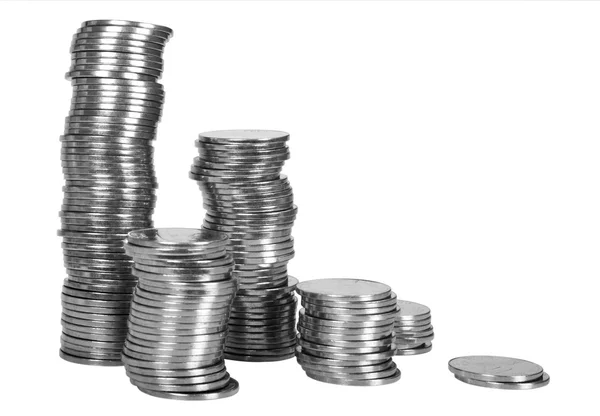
[190,130,299,362]
[295,279,401,386]
[121,228,240,400]
[394,300,434,356]
[449,356,550,390]
[58,20,173,366]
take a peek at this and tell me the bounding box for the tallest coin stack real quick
[58,20,173,366]
[190,130,299,361]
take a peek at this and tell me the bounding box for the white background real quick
[1,1,598,414]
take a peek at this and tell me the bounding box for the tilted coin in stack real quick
[58,20,173,366]
[448,356,550,390]
[190,130,299,362]
[121,228,240,400]
[295,278,401,386]
[394,300,434,356]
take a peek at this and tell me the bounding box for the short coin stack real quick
[58,20,172,366]
[190,130,299,362]
[121,228,239,400]
[295,279,401,386]
[449,356,550,390]
[394,300,434,356]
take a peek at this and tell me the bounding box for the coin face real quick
[448,356,545,383]
[296,278,392,301]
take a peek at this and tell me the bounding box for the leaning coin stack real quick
[295,279,401,386]
[121,228,240,400]
[190,130,299,362]
[58,20,173,366]
[449,355,550,390]
[394,300,434,356]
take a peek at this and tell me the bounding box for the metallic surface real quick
[190,130,298,361]
[121,228,239,400]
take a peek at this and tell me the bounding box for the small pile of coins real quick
[449,356,550,390]
[190,130,299,362]
[58,20,173,366]
[121,228,239,400]
[394,300,434,356]
[295,279,401,386]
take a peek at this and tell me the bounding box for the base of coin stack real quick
[190,130,299,361]
[121,228,240,400]
[295,279,401,386]
[58,19,173,366]
[449,356,550,390]
[394,300,434,356]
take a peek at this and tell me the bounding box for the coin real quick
[137,378,239,401]
[448,356,545,383]
[306,368,401,386]
[453,372,550,390]
[296,279,392,302]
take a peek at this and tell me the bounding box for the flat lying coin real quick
[448,356,545,383]
[454,372,550,390]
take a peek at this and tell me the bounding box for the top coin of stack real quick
[295,279,401,386]
[58,20,172,366]
[190,130,299,362]
[121,228,240,400]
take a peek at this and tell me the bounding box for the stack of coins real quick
[58,20,173,366]
[394,300,434,356]
[295,279,401,386]
[449,356,550,390]
[190,130,299,362]
[121,228,240,400]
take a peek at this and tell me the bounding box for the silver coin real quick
[67,69,158,82]
[396,300,431,321]
[126,228,229,249]
[72,92,164,105]
[197,129,288,145]
[137,378,239,401]
[74,31,167,46]
[126,368,228,386]
[69,63,162,77]
[296,347,390,367]
[70,76,163,87]
[122,345,223,363]
[121,351,222,370]
[305,368,401,386]
[128,317,228,336]
[394,326,435,338]
[61,314,128,328]
[299,309,395,329]
[68,109,160,121]
[302,308,397,322]
[302,292,397,310]
[454,372,550,390]
[227,322,296,333]
[59,349,122,366]
[448,356,545,383]
[395,342,432,356]
[75,29,170,45]
[80,20,173,38]
[296,278,392,302]
[298,338,393,355]
[71,40,163,55]
[303,362,399,381]
[72,55,164,70]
